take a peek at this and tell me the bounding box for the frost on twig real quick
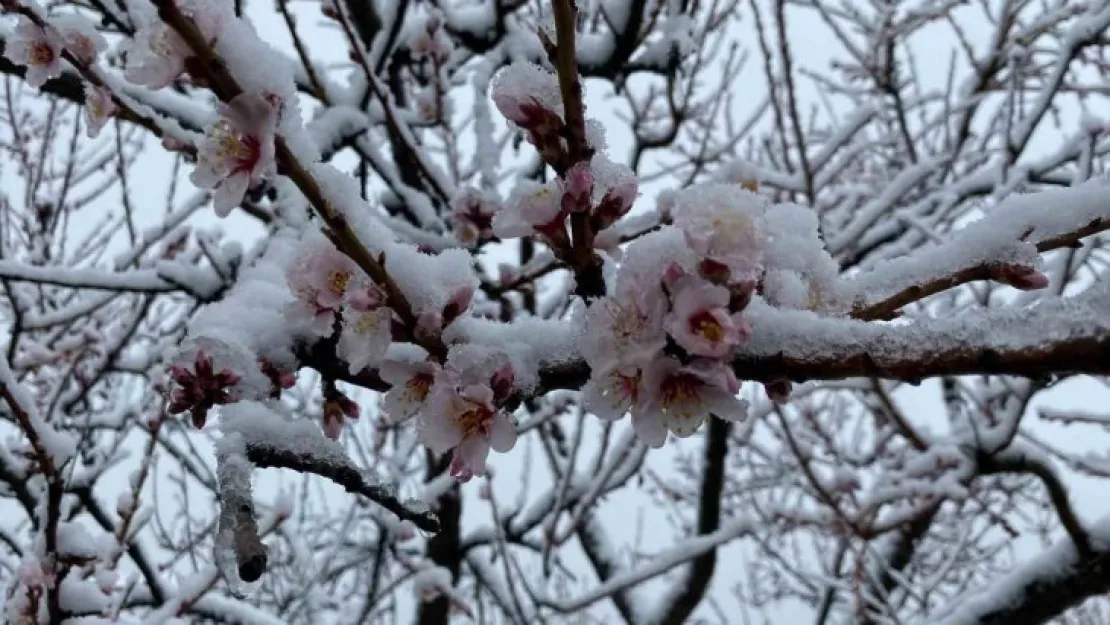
[928,515,1110,625]
[848,176,1110,320]
[219,401,440,532]
[213,433,267,585]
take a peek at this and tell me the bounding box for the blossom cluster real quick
[0,0,903,483]
[577,184,772,446]
[481,61,638,259]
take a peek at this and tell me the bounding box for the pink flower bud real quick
[442,285,474,326]
[1005,268,1050,290]
[347,286,386,312]
[764,378,792,405]
[415,309,443,342]
[562,161,594,214]
[489,363,515,405]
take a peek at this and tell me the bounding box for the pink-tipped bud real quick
[442,285,475,326]
[562,161,595,214]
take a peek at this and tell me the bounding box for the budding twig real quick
[150,0,448,360]
[215,441,267,582]
[548,0,605,299]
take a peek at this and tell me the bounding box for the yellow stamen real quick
[327,270,351,295]
[30,42,54,65]
[455,401,492,438]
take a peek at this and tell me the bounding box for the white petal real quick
[582,375,631,421]
[418,413,462,454]
[213,172,250,216]
[707,389,748,422]
[631,401,668,448]
[488,414,517,452]
[454,436,491,476]
[662,404,706,438]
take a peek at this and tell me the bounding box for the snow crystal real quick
[218,400,363,475]
[443,315,581,392]
[742,279,1110,367]
[383,245,479,315]
[187,227,300,377]
[306,164,396,253]
[490,60,563,121]
[56,522,103,559]
[59,570,111,614]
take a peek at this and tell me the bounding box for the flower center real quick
[660,374,701,413]
[327,270,351,295]
[455,400,493,439]
[606,300,650,342]
[30,41,55,65]
[711,214,754,241]
[404,373,433,403]
[354,310,382,334]
[149,27,176,59]
[208,120,261,173]
[611,372,639,402]
[691,311,725,343]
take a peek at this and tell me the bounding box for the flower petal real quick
[417,413,463,454]
[213,172,250,217]
[488,414,517,453]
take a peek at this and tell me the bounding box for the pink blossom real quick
[379,357,438,423]
[125,23,194,88]
[413,566,452,603]
[419,381,517,482]
[414,86,438,122]
[673,183,768,285]
[415,309,443,343]
[490,61,563,127]
[166,349,241,429]
[665,277,744,358]
[580,286,668,372]
[409,11,452,61]
[492,180,565,239]
[593,227,624,262]
[593,179,638,227]
[632,357,747,444]
[764,378,792,405]
[582,365,641,421]
[562,161,594,214]
[4,17,65,89]
[285,238,361,335]
[442,284,474,327]
[52,14,107,66]
[125,2,226,88]
[17,558,49,588]
[488,362,514,405]
[450,188,498,246]
[321,393,359,440]
[393,520,416,542]
[589,154,639,230]
[191,93,279,216]
[337,287,393,374]
[998,265,1050,290]
[83,83,116,138]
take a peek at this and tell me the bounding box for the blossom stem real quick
[549,0,605,298]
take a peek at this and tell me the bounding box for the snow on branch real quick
[849,176,1110,319]
[218,401,439,533]
[535,517,755,613]
[0,259,225,298]
[733,282,1110,383]
[928,515,1110,625]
